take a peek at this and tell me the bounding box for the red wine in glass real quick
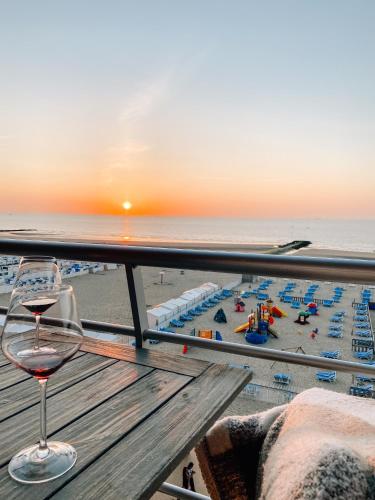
[21,298,57,315]
[16,352,66,379]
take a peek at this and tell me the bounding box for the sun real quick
[122,201,132,211]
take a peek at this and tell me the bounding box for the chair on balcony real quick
[196,388,375,500]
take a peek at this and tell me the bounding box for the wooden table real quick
[0,337,251,499]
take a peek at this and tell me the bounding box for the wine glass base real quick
[8,441,77,484]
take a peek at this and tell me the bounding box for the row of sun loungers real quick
[169,291,232,328]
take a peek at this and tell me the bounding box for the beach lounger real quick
[353,330,371,337]
[208,298,219,305]
[282,295,293,303]
[330,316,343,323]
[188,309,200,316]
[159,326,175,333]
[328,330,343,338]
[354,315,368,321]
[349,385,373,397]
[323,300,334,307]
[316,371,336,382]
[320,350,340,359]
[180,314,193,322]
[273,373,291,385]
[354,323,370,329]
[354,350,374,360]
[291,301,300,309]
[170,319,184,328]
[195,306,206,314]
[202,301,213,308]
[355,374,375,383]
[329,324,343,331]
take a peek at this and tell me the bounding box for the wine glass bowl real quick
[14,256,61,292]
[2,283,83,483]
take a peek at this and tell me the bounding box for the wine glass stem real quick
[35,314,41,350]
[38,379,49,456]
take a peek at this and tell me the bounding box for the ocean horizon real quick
[0,213,374,253]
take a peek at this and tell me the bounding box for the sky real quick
[0,0,375,218]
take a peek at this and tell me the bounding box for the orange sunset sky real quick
[1,1,374,218]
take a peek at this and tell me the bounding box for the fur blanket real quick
[196,388,375,499]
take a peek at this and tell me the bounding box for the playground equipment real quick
[245,303,279,345]
[234,311,255,333]
[307,302,319,315]
[214,308,227,323]
[198,329,213,339]
[272,305,288,318]
[235,299,245,312]
[295,310,311,325]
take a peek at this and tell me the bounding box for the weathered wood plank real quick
[0,363,31,390]
[0,361,152,468]
[0,353,114,422]
[53,364,252,500]
[79,336,210,377]
[0,370,191,498]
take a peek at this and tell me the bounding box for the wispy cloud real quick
[120,72,172,123]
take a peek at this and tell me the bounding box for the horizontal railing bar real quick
[0,238,375,283]
[159,482,210,500]
[0,304,373,376]
[144,330,375,376]
[0,306,136,336]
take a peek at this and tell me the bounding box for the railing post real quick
[125,264,148,348]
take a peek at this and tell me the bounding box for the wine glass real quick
[14,256,62,292]
[1,284,83,483]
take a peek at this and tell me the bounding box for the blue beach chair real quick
[316,371,336,382]
[320,350,340,359]
[170,319,184,328]
[273,373,291,385]
[354,350,374,360]
[328,330,343,338]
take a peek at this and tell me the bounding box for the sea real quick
[0,214,374,253]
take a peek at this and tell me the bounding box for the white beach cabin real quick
[147,306,174,329]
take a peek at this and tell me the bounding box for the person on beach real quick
[309,328,319,340]
[182,462,196,491]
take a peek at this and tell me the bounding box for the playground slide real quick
[272,305,288,318]
[234,322,248,333]
[267,326,279,338]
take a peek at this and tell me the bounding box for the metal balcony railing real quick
[0,238,375,499]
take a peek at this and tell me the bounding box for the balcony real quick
[0,238,374,499]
